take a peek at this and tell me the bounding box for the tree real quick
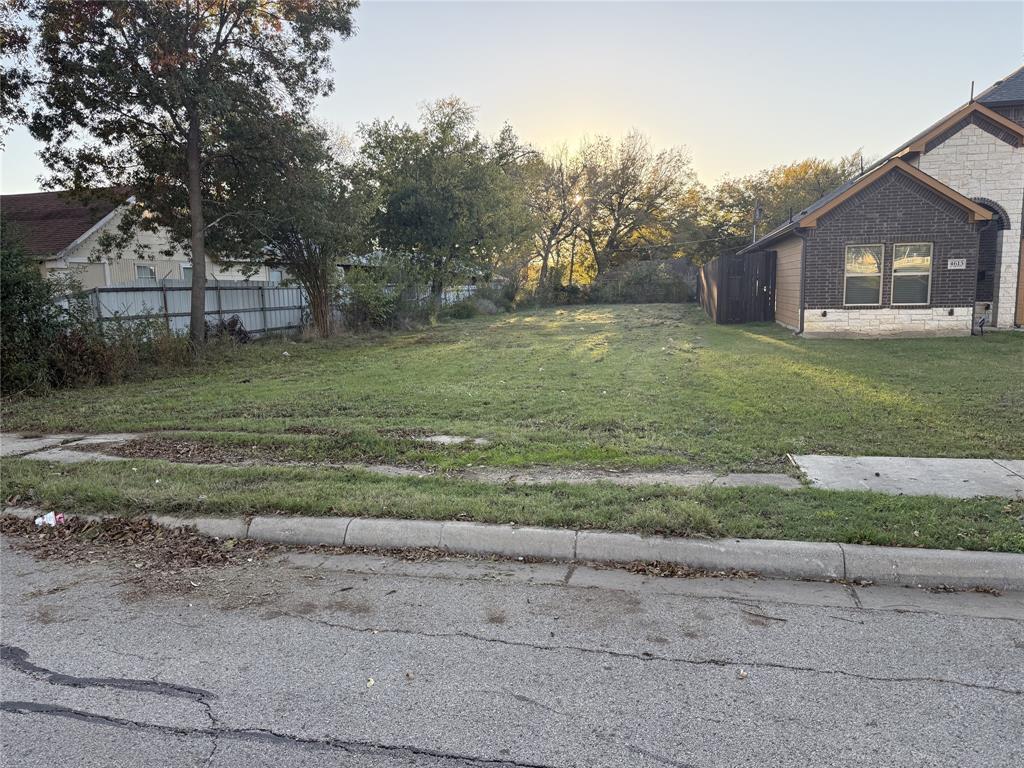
[27,0,357,347]
[0,0,33,147]
[528,147,584,290]
[690,151,865,263]
[359,98,533,309]
[214,116,373,337]
[576,132,695,276]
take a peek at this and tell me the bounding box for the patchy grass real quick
[2,304,1022,472]
[3,458,1022,552]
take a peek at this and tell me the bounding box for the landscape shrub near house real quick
[589,261,694,304]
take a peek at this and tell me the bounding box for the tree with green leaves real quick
[358,98,534,309]
[26,0,357,346]
[213,116,374,337]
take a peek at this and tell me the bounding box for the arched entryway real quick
[973,199,1010,329]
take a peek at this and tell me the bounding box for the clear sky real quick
[2,0,1022,194]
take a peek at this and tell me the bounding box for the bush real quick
[473,297,499,315]
[340,267,402,330]
[589,261,694,304]
[442,299,479,320]
[0,240,65,394]
[1,234,196,394]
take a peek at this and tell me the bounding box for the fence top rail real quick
[85,283,295,294]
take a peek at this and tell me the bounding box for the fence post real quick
[216,282,223,321]
[259,286,268,334]
[92,287,103,329]
[161,285,171,332]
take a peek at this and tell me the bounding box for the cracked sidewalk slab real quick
[6,505,1024,592]
[792,454,1024,499]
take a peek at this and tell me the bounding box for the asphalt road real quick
[2,540,1022,767]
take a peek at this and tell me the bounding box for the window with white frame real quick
[892,243,933,305]
[269,269,284,284]
[181,265,193,282]
[135,264,156,281]
[844,245,883,306]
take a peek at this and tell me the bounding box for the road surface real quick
[2,539,1022,767]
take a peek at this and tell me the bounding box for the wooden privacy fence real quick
[83,281,307,336]
[698,251,776,324]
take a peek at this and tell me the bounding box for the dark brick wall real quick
[802,168,980,309]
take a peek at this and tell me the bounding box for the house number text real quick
[947,258,966,270]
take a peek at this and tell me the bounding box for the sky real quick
[2,0,1022,194]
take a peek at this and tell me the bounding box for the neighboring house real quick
[0,190,285,288]
[739,67,1024,337]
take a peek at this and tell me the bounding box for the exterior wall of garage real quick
[772,235,803,331]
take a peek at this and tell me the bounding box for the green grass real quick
[4,457,1022,552]
[3,304,1022,472]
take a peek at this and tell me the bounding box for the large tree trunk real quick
[186,113,207,349]
[305,264,333,338]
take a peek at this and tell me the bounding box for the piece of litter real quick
[33,512,63,527]
[736,669,748,680]
[189,581,201,587]
[366,678,375,688]
[282,351,290,357]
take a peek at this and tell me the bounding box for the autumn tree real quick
[27,0,357,346]
[527,147,584,290]
[576,132,696,276]
[689,151,865,263]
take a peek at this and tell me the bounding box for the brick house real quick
[739,67,1024,337]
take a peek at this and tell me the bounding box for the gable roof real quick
[893,101,1024,156]
[1,190,122,260]
[738,159,992,254]
[738,67,1024,256]
[977,65,1024,106]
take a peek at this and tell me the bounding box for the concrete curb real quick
[4,506,1023,591]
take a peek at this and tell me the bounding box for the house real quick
[738,67,1024,337]
[0,190,284,288]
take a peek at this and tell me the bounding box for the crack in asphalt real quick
[0,701,572,768]
[281,613,1023,696]
[0,644,214,701]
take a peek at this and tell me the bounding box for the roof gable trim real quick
[901,102,1024,155]
[797,159,993,228]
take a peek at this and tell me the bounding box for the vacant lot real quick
[3,304,1022,471]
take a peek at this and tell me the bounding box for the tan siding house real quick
[773,235,803,331]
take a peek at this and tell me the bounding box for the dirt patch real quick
[97,436,258,465]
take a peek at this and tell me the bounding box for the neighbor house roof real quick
[977,65,1024,106]
[738,67,1024,256]
[738,159,992,254]
[1,190,122,260]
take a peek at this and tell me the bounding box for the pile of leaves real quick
[0,514,273,570]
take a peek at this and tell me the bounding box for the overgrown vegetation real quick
[4,305,1022,469]
[0,239,198,394]
[3,457,1021,552]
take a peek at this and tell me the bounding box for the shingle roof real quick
[978,65,1024,106]
[0,190,121,260]
[738,66,1024,255]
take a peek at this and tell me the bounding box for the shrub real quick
[589,260,694,304]
[340,267,402,330]
[1,242,65,394]
[473,297,499,315]
[442,299,479,320]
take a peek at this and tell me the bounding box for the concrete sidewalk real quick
[792,454,1024,499]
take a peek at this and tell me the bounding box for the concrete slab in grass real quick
[440,521,576,560]
[713,473,802,490]
[841,543,1024,592]
[576,531,844,581]
[0,434,84,457]
[793,455,1024,499]
[249,516,351,547]
[345,517,442,550]
[21,447,124,464]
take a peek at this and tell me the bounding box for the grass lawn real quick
[3,304,1022,472]
[3,457,1022,552]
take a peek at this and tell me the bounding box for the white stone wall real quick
[912,122,1024,327]
[802,307,972,337]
